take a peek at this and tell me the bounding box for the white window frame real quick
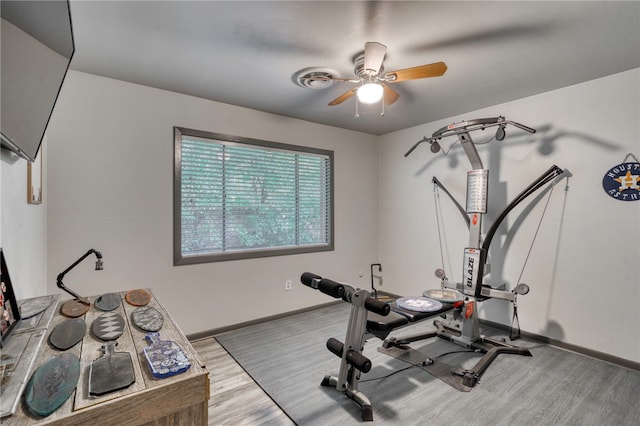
[174,127,334,265]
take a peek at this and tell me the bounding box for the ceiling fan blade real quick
[363,42,387,74]
[328,87,358,106]
[382,84,400,105]
[385,62,447,82]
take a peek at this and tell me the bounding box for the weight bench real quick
[301,272,531,422]
[301,272,454,421]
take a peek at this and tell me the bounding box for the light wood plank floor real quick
[191,337,294,426]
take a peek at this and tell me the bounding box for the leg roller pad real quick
[326,338,372,373]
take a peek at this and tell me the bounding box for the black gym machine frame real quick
[301,116,568,421]
[301,272,390,421]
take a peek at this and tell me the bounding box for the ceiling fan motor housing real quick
[354,53,384,79]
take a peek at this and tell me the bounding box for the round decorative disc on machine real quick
[132,306,164,332]
[423,288,464,303]
[125,289,152,306]
[396,296,443,312]
[60,299,90,318]
[49,318,86,350]
[95,292,121,311]
[92,312,125,341]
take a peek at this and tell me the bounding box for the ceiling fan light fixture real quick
[357,82,383,104]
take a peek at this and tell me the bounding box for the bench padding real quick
[366,301,453,340]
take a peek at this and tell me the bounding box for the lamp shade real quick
[357,83,383,104]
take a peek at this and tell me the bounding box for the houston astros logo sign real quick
[602,155,640,201]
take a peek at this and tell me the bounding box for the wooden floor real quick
[191,337,293,426]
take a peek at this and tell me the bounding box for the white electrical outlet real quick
[285,280,292,291]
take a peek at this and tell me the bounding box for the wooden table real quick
[2,291,209,425]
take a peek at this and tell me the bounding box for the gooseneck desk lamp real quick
[56,249,103,317]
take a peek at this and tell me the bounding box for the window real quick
[174,127,334,265]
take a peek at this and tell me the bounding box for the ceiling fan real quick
[300,42,447,107]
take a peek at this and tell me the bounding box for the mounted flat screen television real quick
[1,0,74,162]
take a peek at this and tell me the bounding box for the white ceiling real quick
[68,1,640,136]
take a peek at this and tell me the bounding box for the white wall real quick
[46,71,379,335]
[13,67,637,362]
[378,68,640,362]
[1,143,47,299]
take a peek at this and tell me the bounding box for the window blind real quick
[175,128,333,264]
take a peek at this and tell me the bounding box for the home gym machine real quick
[301,116,568,421]
[384,116,567,386]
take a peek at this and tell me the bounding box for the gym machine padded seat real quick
[366,301,453,340]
